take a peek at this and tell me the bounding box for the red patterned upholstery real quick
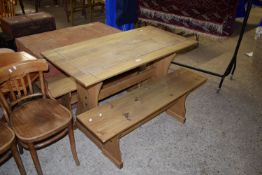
[138,0,239,38]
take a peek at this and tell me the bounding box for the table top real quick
[42,26,197,88]
[0,51,37,68]
[16,22,120,59]
[16,22,120,78]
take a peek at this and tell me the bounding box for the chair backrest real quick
[0,59,49,119]
[0,0,16,18]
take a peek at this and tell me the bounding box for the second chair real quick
[0,59,80,175]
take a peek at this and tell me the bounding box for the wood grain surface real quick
[42,26,197,88]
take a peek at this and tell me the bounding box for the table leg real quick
[77,82,103,114]
[152,53,176,78]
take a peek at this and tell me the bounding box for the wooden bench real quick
[76,68,207,168]
[45,75,77,110]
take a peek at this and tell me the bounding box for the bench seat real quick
[46,75,76,99]
[76,68,207,168]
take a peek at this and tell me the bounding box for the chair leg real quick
[68,121,80,166]
[28,144,43,175]
[63,0,70,22]
[11,143,26,175]
[35,0,39,12]
[18,142,24,154]
[81,0,87,19]
[70,0,74,25]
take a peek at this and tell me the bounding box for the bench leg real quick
[102,136,123,169]
[166,93,189,123]
[76,121,123,168]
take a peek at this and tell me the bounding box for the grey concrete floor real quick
[0,2,262,175]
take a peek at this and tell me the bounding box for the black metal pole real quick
[172,0,253,91]
[230,0,253,76]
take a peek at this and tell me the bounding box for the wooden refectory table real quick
[42,26,197,114]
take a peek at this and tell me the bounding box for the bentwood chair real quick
[0,122,26,175]
[0,59,80,175]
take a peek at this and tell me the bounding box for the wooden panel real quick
[42,26,197,87]
[44,67,153,100]
[77,69,207,143]
[99,67,154,100]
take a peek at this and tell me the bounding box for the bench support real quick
[166,93,189,123]
[76,120,123,168]
[102,137,123,169]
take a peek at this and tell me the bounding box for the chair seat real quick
[0,122,15,154]
[12,99,72,143]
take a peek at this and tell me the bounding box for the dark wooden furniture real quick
[89,0,104,21]
[64,0,87,25]
[63,0,104,25]
[0,12,56,38]
[34,0,58,12]
[77,68,207,168]
[0,122,26,175]
[0,59,80,175]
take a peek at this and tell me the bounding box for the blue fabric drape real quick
[236,0,262,17]
[105,0,135,31]
[116,0,138,25]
